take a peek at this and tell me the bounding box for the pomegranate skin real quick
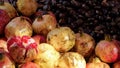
[16,0,38,16]
[0,9,10,35]
[0,48,15,68]
[0,1,18,19]
[75,32,95,57]
[5,16,33,39]
[95,40,119,63]
[19,62,39,68]
[113,61,120,68]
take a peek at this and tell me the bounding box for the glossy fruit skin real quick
[16,0,38,16]
[5,16,33,39]
[75,32,95,57]
[95,40,120,63]
[0,9,10,35]
[7,36,38,64]
[47,27,75,52]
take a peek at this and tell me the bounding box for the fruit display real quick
[0,0,120,68]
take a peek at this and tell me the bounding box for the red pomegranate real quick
[0,9,10,35]
[95,36,120,63]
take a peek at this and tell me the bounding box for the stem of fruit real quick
[78,28,84,37]
[37,16,43,21]
[104,34,112,41]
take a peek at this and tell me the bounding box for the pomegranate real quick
[47,27,75,52]
[32,12,57,37]
[34,43,60,68]
[74,32,95,57]
[95,37,120,63]
[56,52,86,68]
[16,0,38,16]
[32,34,46,45]
[0,9,10,35]
[5,16,33,39]
[113,61,120,68]
[0,48,15,68]
[19,62,39,68]
[0,1,18,19]
[86,54,110,68]
[86,59,110,68]
[7,36,38,64]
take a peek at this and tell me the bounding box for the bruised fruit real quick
[56,52,86,68]
[0,48,15,68]
[95,39,120,63]
[0,9,10,35]
[5,16,33,39]
[16,0,38,16]
[34,43,60,68]
[7,36,38,64]
[19,62,39,68]
[32,12,57,37]
[74,32,95,57]
[0,1,18,19]
[47,27,75,52]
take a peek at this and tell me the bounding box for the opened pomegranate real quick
[74,32,95,57]
[0,48,15,68]
[5,16,33,39]
[0,1,17,19]
[7,36,38,64]
[56,52,86,68]
[47,27,75,52]
[32,12,57,37]
[16,0,38,16]
[0,9,10,35]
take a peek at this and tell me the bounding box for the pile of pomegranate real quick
[0,0,120,68]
